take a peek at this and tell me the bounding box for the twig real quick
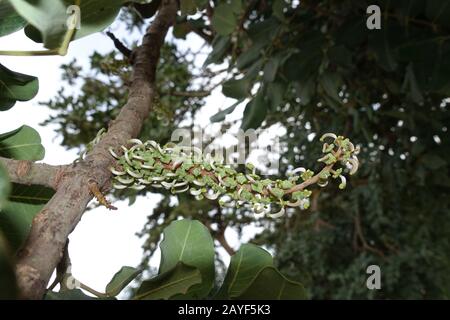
[106,31,132,58]
[0,157,67,189]
[353,212,386,259]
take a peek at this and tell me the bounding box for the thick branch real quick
[0,157,66,189]
[15,0,178,299]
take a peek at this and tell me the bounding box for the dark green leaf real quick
[203,36,231,66]
[236,266,308,300]
[134,262,202,300]
[210,99,243,123]
[293,78,315,106]
[272,0,286,21]
[0,63,38,111]
[211,4,237,36]
[267,81,286,110]
[222,78,250,99]
[173,22,191,39]
[216,244,273,299]
[236,44,264,70]
[180,0,197,16]
[241,87,268,130]
[106,266,142,297]
[402,63,424,104]
[263,57,280,83]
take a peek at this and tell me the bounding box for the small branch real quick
[0,157,67,189]
[216,230,235,256]
[354,212,386,259]
[285,150,342,195]
[205,220,235,256]
[106,31,132,58]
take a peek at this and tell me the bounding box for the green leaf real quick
[267,81,286,110]
[293,78,315,106]
[230,0,242,13]
[134,262,202,300]
[222,78,250,99]
[320,72,343,104]
[0,163,10,211]
[241,86,268,130]
[0,125,45,160]
[45,289,100,300]
[211,4,237,36]
[263,56,280,83]
[0,232,18,299]
[272,0,286,21]
[173,22,191,39]
[210,99,242,123]
[247,18,280,44]
[10,0,129,49]
[180,0,197,16]
[0,0,26,37]
[236,266,308,300]
[236,44,263,70]
[0,183,54,252]
[0,63,38,111]
[158,219,215,298]
[106,266,142,297]
[216,244,273,299]
[203,35,230,66]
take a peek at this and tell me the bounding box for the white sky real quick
[0,17,258,298]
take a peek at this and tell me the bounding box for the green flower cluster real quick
[109,133,360,218]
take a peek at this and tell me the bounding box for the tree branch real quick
[105,31,132,58]
[15,0,178,299]
[0,157,66,189]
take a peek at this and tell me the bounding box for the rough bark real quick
[14,0,178,299]
[0,157,65,189]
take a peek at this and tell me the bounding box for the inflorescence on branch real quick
[109,133,360,218]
